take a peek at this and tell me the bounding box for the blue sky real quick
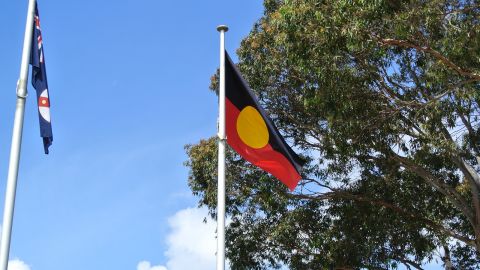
[0,1,445,270]
[0,1,263,269]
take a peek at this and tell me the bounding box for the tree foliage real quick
[186,0,480,269]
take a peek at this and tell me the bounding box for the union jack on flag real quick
[30,3,53,154]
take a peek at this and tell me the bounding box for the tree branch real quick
[287,191,477,248]
[391,256,424,270]
[390,153,475,227]
[457,110,480,155]
[423,79,480,106]
[378,38,480,80]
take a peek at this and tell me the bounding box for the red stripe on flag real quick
[226,99,301,190]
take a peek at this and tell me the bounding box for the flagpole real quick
[216,24,228,270]
[0,0,36,269]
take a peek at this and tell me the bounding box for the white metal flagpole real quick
[216,24,228,270]
[0,0,36,269]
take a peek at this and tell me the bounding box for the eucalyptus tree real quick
[186,0,480,269]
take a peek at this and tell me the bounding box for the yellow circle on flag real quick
[236,106,269,149]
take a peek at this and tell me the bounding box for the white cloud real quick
[164,207,217,270]
[0,225,30,270]
[138,207,218,270]
[8,259,31,270]
[136,261,167,270]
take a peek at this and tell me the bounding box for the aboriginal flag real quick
[30,3,53,154]
[225,51,304,190]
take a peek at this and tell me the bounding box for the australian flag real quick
[30,4,53,154]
